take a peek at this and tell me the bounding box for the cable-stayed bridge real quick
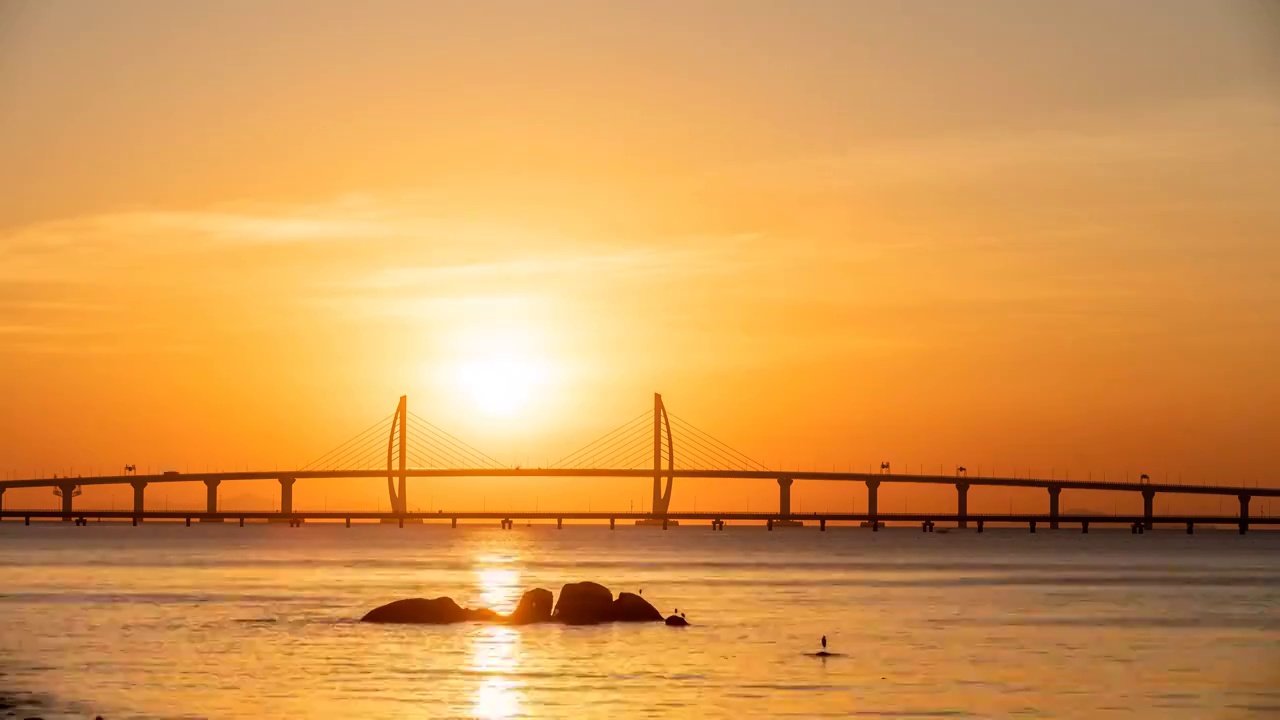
[1,394,1277,533]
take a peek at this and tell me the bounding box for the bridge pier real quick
[820,518,826,532]
[610,518,615,530]
[278,477,295,515]
[955,483,969,529]
[767,518,773,531]
[1142,489,1154,531]
[774,477,803,527]
[201,479,222,522]
[1081,521,1089,534]
[451,517,457,529]
[557,518,563,530]
[1239,494,1250,535]
[0,487,5,517]
[58,482,76,522]
[1029,520,1036,534]
[866,480,880,530]
[1048,486,1061,529]
[345,518,351,528]
[1186,521,1194,535]
[976,519,984,533]
[130,480,147,521]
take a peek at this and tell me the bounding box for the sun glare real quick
[453,356,551,418]
[434,322,562,421]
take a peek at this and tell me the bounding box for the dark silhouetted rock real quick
[469,607,500,623]
[665,614,690,626]
[362,597,472,624]
[509,587,554,624]
[611,592,663,622]
[363,582,680,626]
[552,581,615,625]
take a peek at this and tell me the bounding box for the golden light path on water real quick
[471,553,524,718]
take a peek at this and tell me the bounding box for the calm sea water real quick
[1,523,1277,719]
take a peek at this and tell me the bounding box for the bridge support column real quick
[130,480,146,524]
[557,518,563,530]
[58,482,76,522]
[976,519,984,533]
[1142,489,1154,531]
[1081,521,1089,534]
[279,477,295,515]
[1049,481,1059,527]
[866,480,880,530]
[820,518,826,532]
[767,518,773,531]
[1186,521,1194,535]
[610,518,615,530]
[202,479,222,522]
[0,487,5,517]
[1239,494,1250,535]
[955,483,969,529]
[777,477,793,518]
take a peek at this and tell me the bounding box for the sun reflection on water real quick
[475,555,521,615]
[469,622,523,717]
[469,555,524,718]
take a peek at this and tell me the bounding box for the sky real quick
[1,0,1278,515]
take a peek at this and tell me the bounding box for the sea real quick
[1,522,1277,719]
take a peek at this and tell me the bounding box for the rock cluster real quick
[362,582,671,625]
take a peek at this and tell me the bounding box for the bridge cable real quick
[549,410,651,468]
[667,414,770,471]
[407,412,507,468]
[302,414,395,471]
[568,422,653,469]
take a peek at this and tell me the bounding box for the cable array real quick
[302,414,396,472]
[406,412,506,469]
[667,413,770,472]
[303,412,505,472]
[550,410,654,470]
[548,408,771,472]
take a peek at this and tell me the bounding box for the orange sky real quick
[2,1,1278,515]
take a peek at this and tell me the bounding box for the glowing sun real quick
[452,355,552,418]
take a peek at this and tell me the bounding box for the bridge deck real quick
[1,468,1276,498]
[1,510,1273,526]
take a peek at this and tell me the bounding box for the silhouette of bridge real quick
[2,394,1277,534]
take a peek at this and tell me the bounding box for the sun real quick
[432,320,562,420]
[452,355,552,418]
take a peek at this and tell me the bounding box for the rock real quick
[361,597,473,624]
[362,582,680,627]
[552,581,615,625]
[665,614,690,627]
[468,607,501,623]
[509,588,554,624]
[611,592,663,622]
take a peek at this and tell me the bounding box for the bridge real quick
[2,394,1276,533]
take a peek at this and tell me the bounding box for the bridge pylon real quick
[652,393,675,517]
[387,395,407,515]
